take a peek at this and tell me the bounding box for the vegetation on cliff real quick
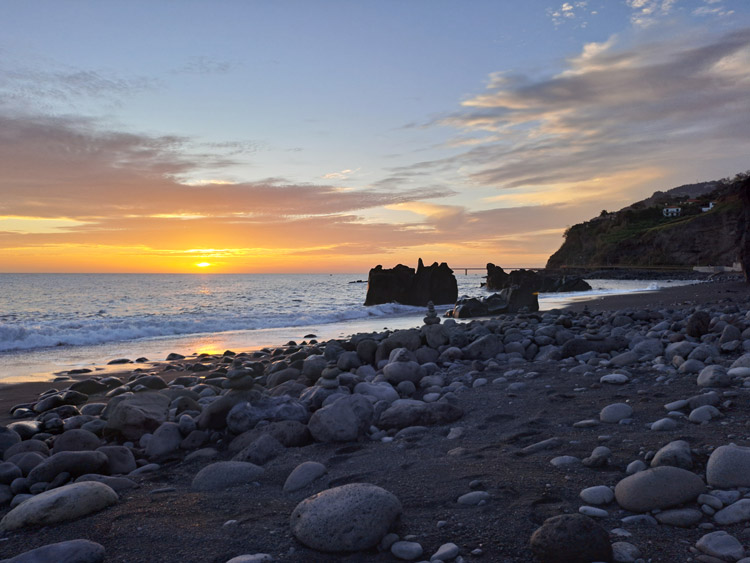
[546,173,748,269]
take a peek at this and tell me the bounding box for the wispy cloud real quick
[626,0,678,28]
[420,26,750,197]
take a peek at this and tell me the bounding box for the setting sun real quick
[196,262,211,268]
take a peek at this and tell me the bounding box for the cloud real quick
[322,168,361,180]
[417,26,750,196]
[626,0,678,28]
[548,2,591,27]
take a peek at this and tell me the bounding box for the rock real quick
[232,434,285,465]
[529,514,613,563]
[95,445,137,475]
[714,499,750,525]
[0,482,118,530]
[51,429,101,454]
[378,401,463,430]
[104,392,170,440]
[690,404,721,423]
[600,403,633,423]
[225,396,309,435]
[697,365,732,388]
[457,491,490,505]
[0,462,22,485]
[611,541,641,563]
[225,555,273,563]
[0,427,21,458]
[580,485,614,505]
[364,260,457,307]
[696,531,745,561]
[654,508,703,527]
[650,418,678,431]
[650,440,693,469]
[229,420,311,451]
[290,483,402,552]
[463,334,502,360]
[354,382,399,404]
[196,390,260,431]
[284,461,327,493]
[27,451,108,484]
[1,539,105,563]
[383,359,423,385]
[430,542,460,561]
[308,395,373,442]
[391,541,423,560]
[3,439,49,461]
[144,422,182,459]
[191,461,264,491]
[600,373,629,384]
[707,444,750,488]
[614,466,705,512]
[687,311,711,337]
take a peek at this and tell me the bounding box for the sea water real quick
[0,273,694,382]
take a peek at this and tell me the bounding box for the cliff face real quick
[546,178,746,269]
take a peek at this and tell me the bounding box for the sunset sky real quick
[1,1,749,273]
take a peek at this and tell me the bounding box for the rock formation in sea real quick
[364,259,458,306]
[485,263,592,293]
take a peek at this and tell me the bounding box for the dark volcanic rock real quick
[529,514,613,563]
[486,264,591,293]
[364,259,457,306]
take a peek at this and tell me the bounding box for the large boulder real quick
[364,259,457,306]
[614,466,705,512]
[104,392,170,440]
[290,483,402,552]
[0,482,118,531]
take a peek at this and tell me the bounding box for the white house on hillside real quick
[663,206,682,217]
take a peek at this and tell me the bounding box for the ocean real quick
[0,273,695,382]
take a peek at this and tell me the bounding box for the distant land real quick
[546,172,748,270]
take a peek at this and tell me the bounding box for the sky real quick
[1,0,749,273]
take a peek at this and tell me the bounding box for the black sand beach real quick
[1,278,750,562]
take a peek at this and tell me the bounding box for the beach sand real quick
[1,278,749,562]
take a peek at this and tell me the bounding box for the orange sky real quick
[2,4,749,273]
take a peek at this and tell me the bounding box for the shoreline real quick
[1,278,744,424]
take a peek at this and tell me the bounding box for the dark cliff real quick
[546,176,747,269]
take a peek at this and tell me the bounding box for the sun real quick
[195,262,211,268]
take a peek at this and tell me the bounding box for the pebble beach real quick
[1,277,750,562]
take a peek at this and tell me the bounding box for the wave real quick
[0,302,426,353]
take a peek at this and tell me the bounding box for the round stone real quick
[707,444,750,488]
[391,540,423,560]
[614,466,705,512]
[290,483,402,552]
[600,403,632,423]
[579,485,614,505]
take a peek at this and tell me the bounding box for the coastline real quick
[1,278,745,425]
[1,276,750,561]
